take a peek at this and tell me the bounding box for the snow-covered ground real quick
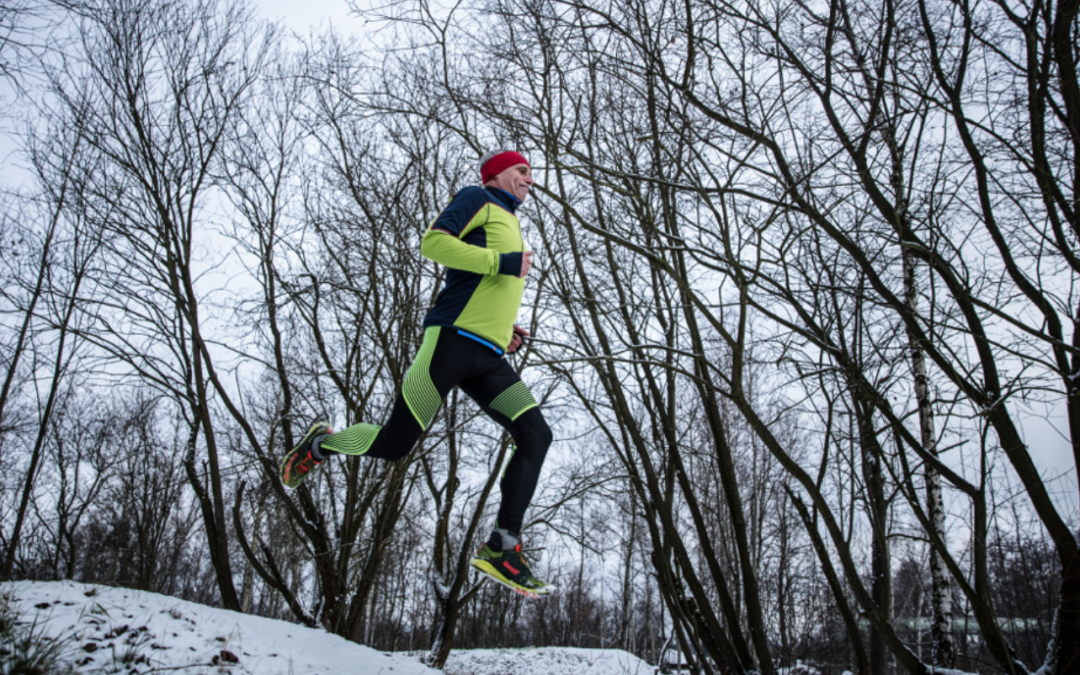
[3,580,657,674]
[442,646,655,675]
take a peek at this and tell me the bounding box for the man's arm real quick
[421,228,524,276]
[421,187,525,276]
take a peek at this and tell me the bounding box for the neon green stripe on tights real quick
[489,381,538,422]
[402,326,443,430]
[319,422,380,456]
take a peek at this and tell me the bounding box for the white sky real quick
[1,0,1075,529]
[255,0,359,34]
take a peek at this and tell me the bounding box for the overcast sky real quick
[257,0,359,34]
[1,0,1072,523]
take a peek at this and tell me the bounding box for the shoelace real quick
[510,545,547,589]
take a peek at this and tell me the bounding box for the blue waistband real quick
[457,329,504,355]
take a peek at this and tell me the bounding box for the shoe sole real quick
[280,422,330,489]
[469,558,553,598]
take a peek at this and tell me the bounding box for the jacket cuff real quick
[498,252,523,276]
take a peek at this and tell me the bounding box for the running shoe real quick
[279,422,331,489]
[470,542,552,598]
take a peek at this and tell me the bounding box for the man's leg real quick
[280,327,464,486]
[487,408,552,535]
[318,326,465,459]
[461,365,552,535]
[315,394,422,460]
[462,361,553,594]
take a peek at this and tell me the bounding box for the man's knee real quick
[362,398,425,462]
[514,408,552,454]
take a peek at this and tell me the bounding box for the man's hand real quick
[507,324,530,354]
[518,250,533,279]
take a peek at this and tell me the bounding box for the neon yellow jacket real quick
[421,186,527,351]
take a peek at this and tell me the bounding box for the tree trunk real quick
[2,283,77,581]
[903,249,954,668]
[858,400,892,675]
[1055,549,1080,675]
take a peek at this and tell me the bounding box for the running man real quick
[279,149,552,597]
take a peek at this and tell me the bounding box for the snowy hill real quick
[3,580,656,675]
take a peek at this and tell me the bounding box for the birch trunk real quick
[902,248,954,668]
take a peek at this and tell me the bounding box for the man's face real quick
[488,163,534,202]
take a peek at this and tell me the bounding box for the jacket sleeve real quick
[421,189,523,275]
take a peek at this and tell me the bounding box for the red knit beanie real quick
[481,151,530,184]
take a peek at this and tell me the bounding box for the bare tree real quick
[39,0,278,609]
[359,0,1079,672]
[0,114,101,580]
[38,389,125,579]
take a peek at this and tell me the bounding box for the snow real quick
[5,580,434,674]
[3,580,657,675]
[444,646,655,675]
